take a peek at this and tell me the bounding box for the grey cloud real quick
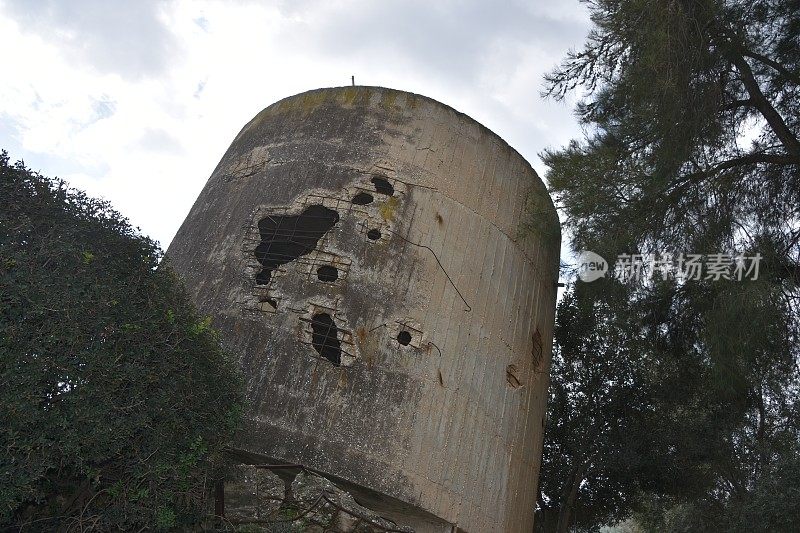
[281,0,588,85]
[1,0,181,79]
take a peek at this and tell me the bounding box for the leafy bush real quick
[0,151,243,530]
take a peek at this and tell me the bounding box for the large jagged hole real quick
[310,313,341,365]
[254,205,339,285]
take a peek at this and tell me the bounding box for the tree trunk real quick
[556,462,587,533]
[728,49,800,160]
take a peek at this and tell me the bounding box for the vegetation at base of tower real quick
[0,151,244,530]
[537,0,800,531]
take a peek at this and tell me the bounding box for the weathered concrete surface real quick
[166,86,560,532]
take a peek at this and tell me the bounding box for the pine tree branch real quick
[703,152,798,171]
[742,50,800,86]
[685,152,798,183]
[728,52,800,159]
[666,152,798,199]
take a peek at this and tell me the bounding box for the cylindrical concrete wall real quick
[167,86,560,532]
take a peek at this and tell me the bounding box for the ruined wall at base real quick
[166,86,561,532]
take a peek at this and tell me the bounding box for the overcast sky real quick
[0,0,590,249]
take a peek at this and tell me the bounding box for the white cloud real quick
[2,0,181,79]
[0,0,589,249]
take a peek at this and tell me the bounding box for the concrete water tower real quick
[167,86,560,532]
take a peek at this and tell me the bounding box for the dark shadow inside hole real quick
[255,269,272,285]
[367,229,381,240]
[371,176,394,196]
[317,265,338,282]
[254,204,339,285]
[310,313,341,366]
[351,192,374,205]
[397,331,412,346]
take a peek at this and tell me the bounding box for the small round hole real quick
[351,192,374,205]
[317,265,338,282]
[367,229,381,241]
[397,331,412,346]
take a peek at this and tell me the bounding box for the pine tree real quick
[540,1,800,530]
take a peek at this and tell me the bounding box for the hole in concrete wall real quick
[367,229,381,241]
[254,205,339,285]
[316,265,338,282]
[255,269,272,285]
[397,331,412,346]
[351,192,374,205]
[310,313,341,366]
[371,176,394,196]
